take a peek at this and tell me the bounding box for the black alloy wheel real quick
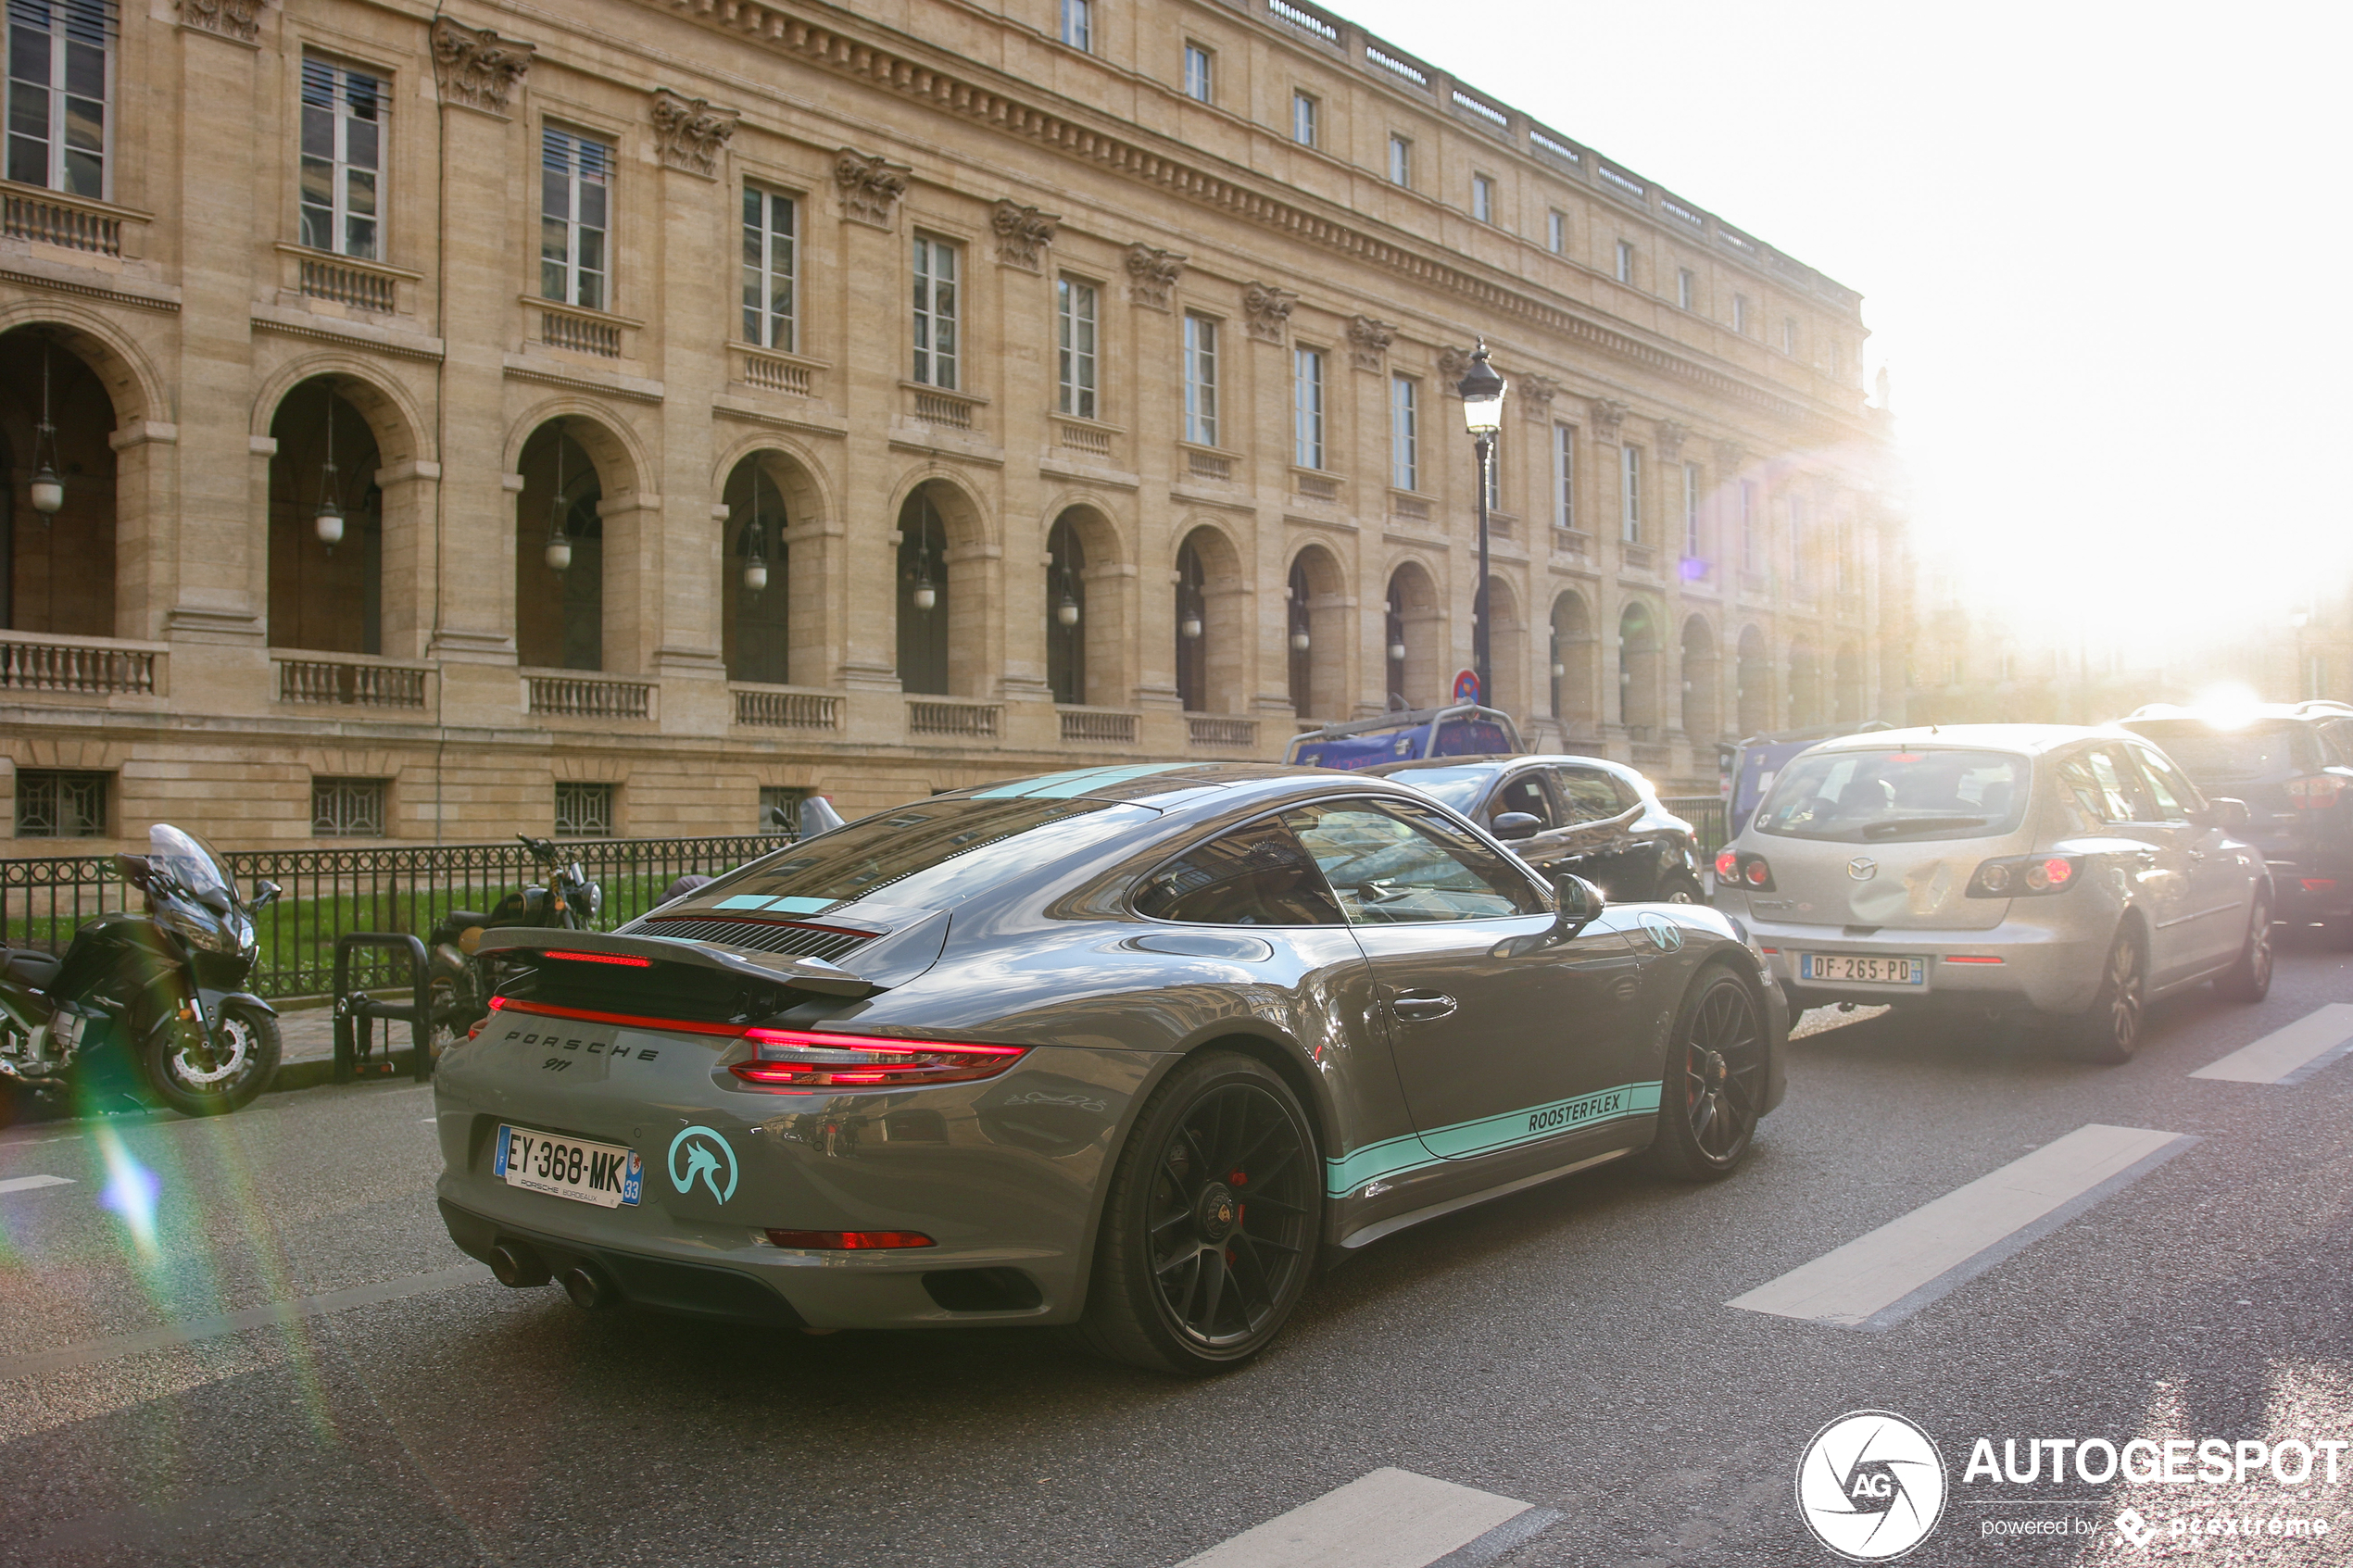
[1658,873,1704,905]
[1082,1051,1318,1374]
[2214,893,2273,1003]
[1645,964,1766,1180]
[2062,928,2145,1064]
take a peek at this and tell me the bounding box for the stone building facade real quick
[0,0,1903,851]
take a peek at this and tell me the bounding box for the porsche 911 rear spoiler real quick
[475,926,875,996]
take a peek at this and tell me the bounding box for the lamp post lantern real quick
[1457,341,1506,709]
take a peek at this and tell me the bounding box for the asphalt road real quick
[3,934,2349,1567]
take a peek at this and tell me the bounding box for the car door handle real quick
[1389,990,1458,1022]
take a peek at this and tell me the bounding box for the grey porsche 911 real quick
[432,762,1787,1374]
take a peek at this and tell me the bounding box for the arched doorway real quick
[1618,600,1661,734]
[721,453,790,685]
[1487,575,1525,721]
[1287,544,1344,721]
[1790,641,1822,728]
[515,420,607,670]
[1834,642,1866,724]
[1680,615,1720,741]
[1047,511,1087,706]
[267,378,382,654]
[1550,591,1595,740]
[897,484,951,696]
[1736,626,1769,736]
[0,328,115,635]
[1386,560,1440,709]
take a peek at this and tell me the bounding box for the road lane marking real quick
[2189,1002,2353,1085]
[0,1261,494,1382]
[1172,1468,1556,1568]
[0,1174,74,1195]
[1727,1123,2195,1331]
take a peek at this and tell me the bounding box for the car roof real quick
[1364,752,1640,780]
[1800,722,2122,759]
[940,761,1421,812]
[2120,705,2334,729]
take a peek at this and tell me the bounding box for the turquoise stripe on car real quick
[1323,1082,1664,1198]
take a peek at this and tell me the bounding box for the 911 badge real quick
[1639,912,1685,953]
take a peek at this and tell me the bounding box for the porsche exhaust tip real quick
[558,1262,619,1311]
[489,1241,550,1288]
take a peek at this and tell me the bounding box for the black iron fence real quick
[1661,797,1730,856]
[1,834,785,999]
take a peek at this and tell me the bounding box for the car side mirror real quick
[2206,797,2251,833]
[250,878,282,911]
[1491,810,1542,841]
[1551,872,1605,938]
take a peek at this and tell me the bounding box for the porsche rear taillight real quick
[728,1028,1027,1093]
[2286,774,2346,809]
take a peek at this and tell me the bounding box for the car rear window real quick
[695,797,1154,912]
[1754,747,2031,844]
[2125,721,2319,781]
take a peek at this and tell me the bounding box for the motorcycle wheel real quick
[145,1001,282,1118]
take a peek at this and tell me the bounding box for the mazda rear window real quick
[2124,721,2318,781]
[1755,748,2031,843]
[693,798,1154,912]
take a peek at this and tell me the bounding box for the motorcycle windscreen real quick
[149,824,239,910]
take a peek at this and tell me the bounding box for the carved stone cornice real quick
[991,201,1059,270]
[1518,373,1559,420]
[1345,315,1393,371]
[636,0,1861,438]
[1125,245,1184,308]
[431,19,534,117]
[1655,420,1687,459]
[651,90,737,179]
[177,0,263,43]
[1590,398,1629,438]
[834,150,911,227]
[1242,282,1296,344]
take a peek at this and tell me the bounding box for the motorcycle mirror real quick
[250,879,282,911]
[116,852,153,891]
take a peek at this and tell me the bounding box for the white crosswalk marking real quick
[0,1174,74,1195]
[2190,1002,2353,1085]
[1172,1468,1549,1568]
[1727,1123,2192,1329]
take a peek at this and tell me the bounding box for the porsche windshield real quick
[698,797,1152,911]
[1755,748,2031,844]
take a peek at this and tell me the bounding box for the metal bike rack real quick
[332,932,434,1085]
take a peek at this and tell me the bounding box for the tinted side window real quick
[1134,816,1343,926]
[1491,771,1555,828]
[1284,799,1544,923]
[1553,767,1625,823]
[2086,746,2157,823]
[2128,747,2197,823]
[2055,753,2124,829]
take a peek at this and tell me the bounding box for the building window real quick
[1682,462,1701,556]
[1676,268,1694,310]
[1483,429,1502,511]
[1782,317,1797,354]
[540,127,611,311]
[1732,294,1749,333]
[299,58,384,260]
[1740,480,1757,569]
[1061,0,1091,50]
[1615,239,1633,283]
[1293,347,1326,470]
[14,769,107,838]
[912,234,959,389]
[310,777,387,837]
[1184,43,1213,102]
[759,784,811,834]
[1788,495,1806,584]
[1390,374,1418,492]
[1388,132,1410,185]
[1183,313,1218,446]
[1057,275,1099,420]
[741,183,796,351]
[1292,91,1317,147]
[4,0,111,197]
[1471,174,1495,223]
[554,781,614,838]
[1619,445,1642,542]
[1830,340,1843,379]
[1553,424,1576,530]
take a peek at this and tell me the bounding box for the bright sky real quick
[1330,0,2353,652]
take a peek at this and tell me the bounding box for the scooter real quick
[423,835,602,1044]
[0,823,283,1126]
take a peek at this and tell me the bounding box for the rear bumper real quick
[2258,849,2353,921]
[1742,911,2109,1016]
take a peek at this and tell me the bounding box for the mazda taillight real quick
[1715,847,1739,880]
[1968,854,2082,897]
[2286,775,2346,809]
[729,1028,1028,1092]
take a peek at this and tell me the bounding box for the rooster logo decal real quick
[667,1126,738,1204]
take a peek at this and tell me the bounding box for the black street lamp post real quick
[1456,342,1506,708]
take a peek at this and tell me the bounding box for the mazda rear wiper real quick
[1860,815,1988,839]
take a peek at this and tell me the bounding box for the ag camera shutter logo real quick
[1797,1410,1947,1561]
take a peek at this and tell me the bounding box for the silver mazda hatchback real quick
[1713,724,2273,1060]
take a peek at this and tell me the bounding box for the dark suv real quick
[1364,753,1705,903]
[2120,702,2353,938]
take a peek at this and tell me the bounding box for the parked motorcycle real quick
[0,823,283,1126]
[423,835,601,1044]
